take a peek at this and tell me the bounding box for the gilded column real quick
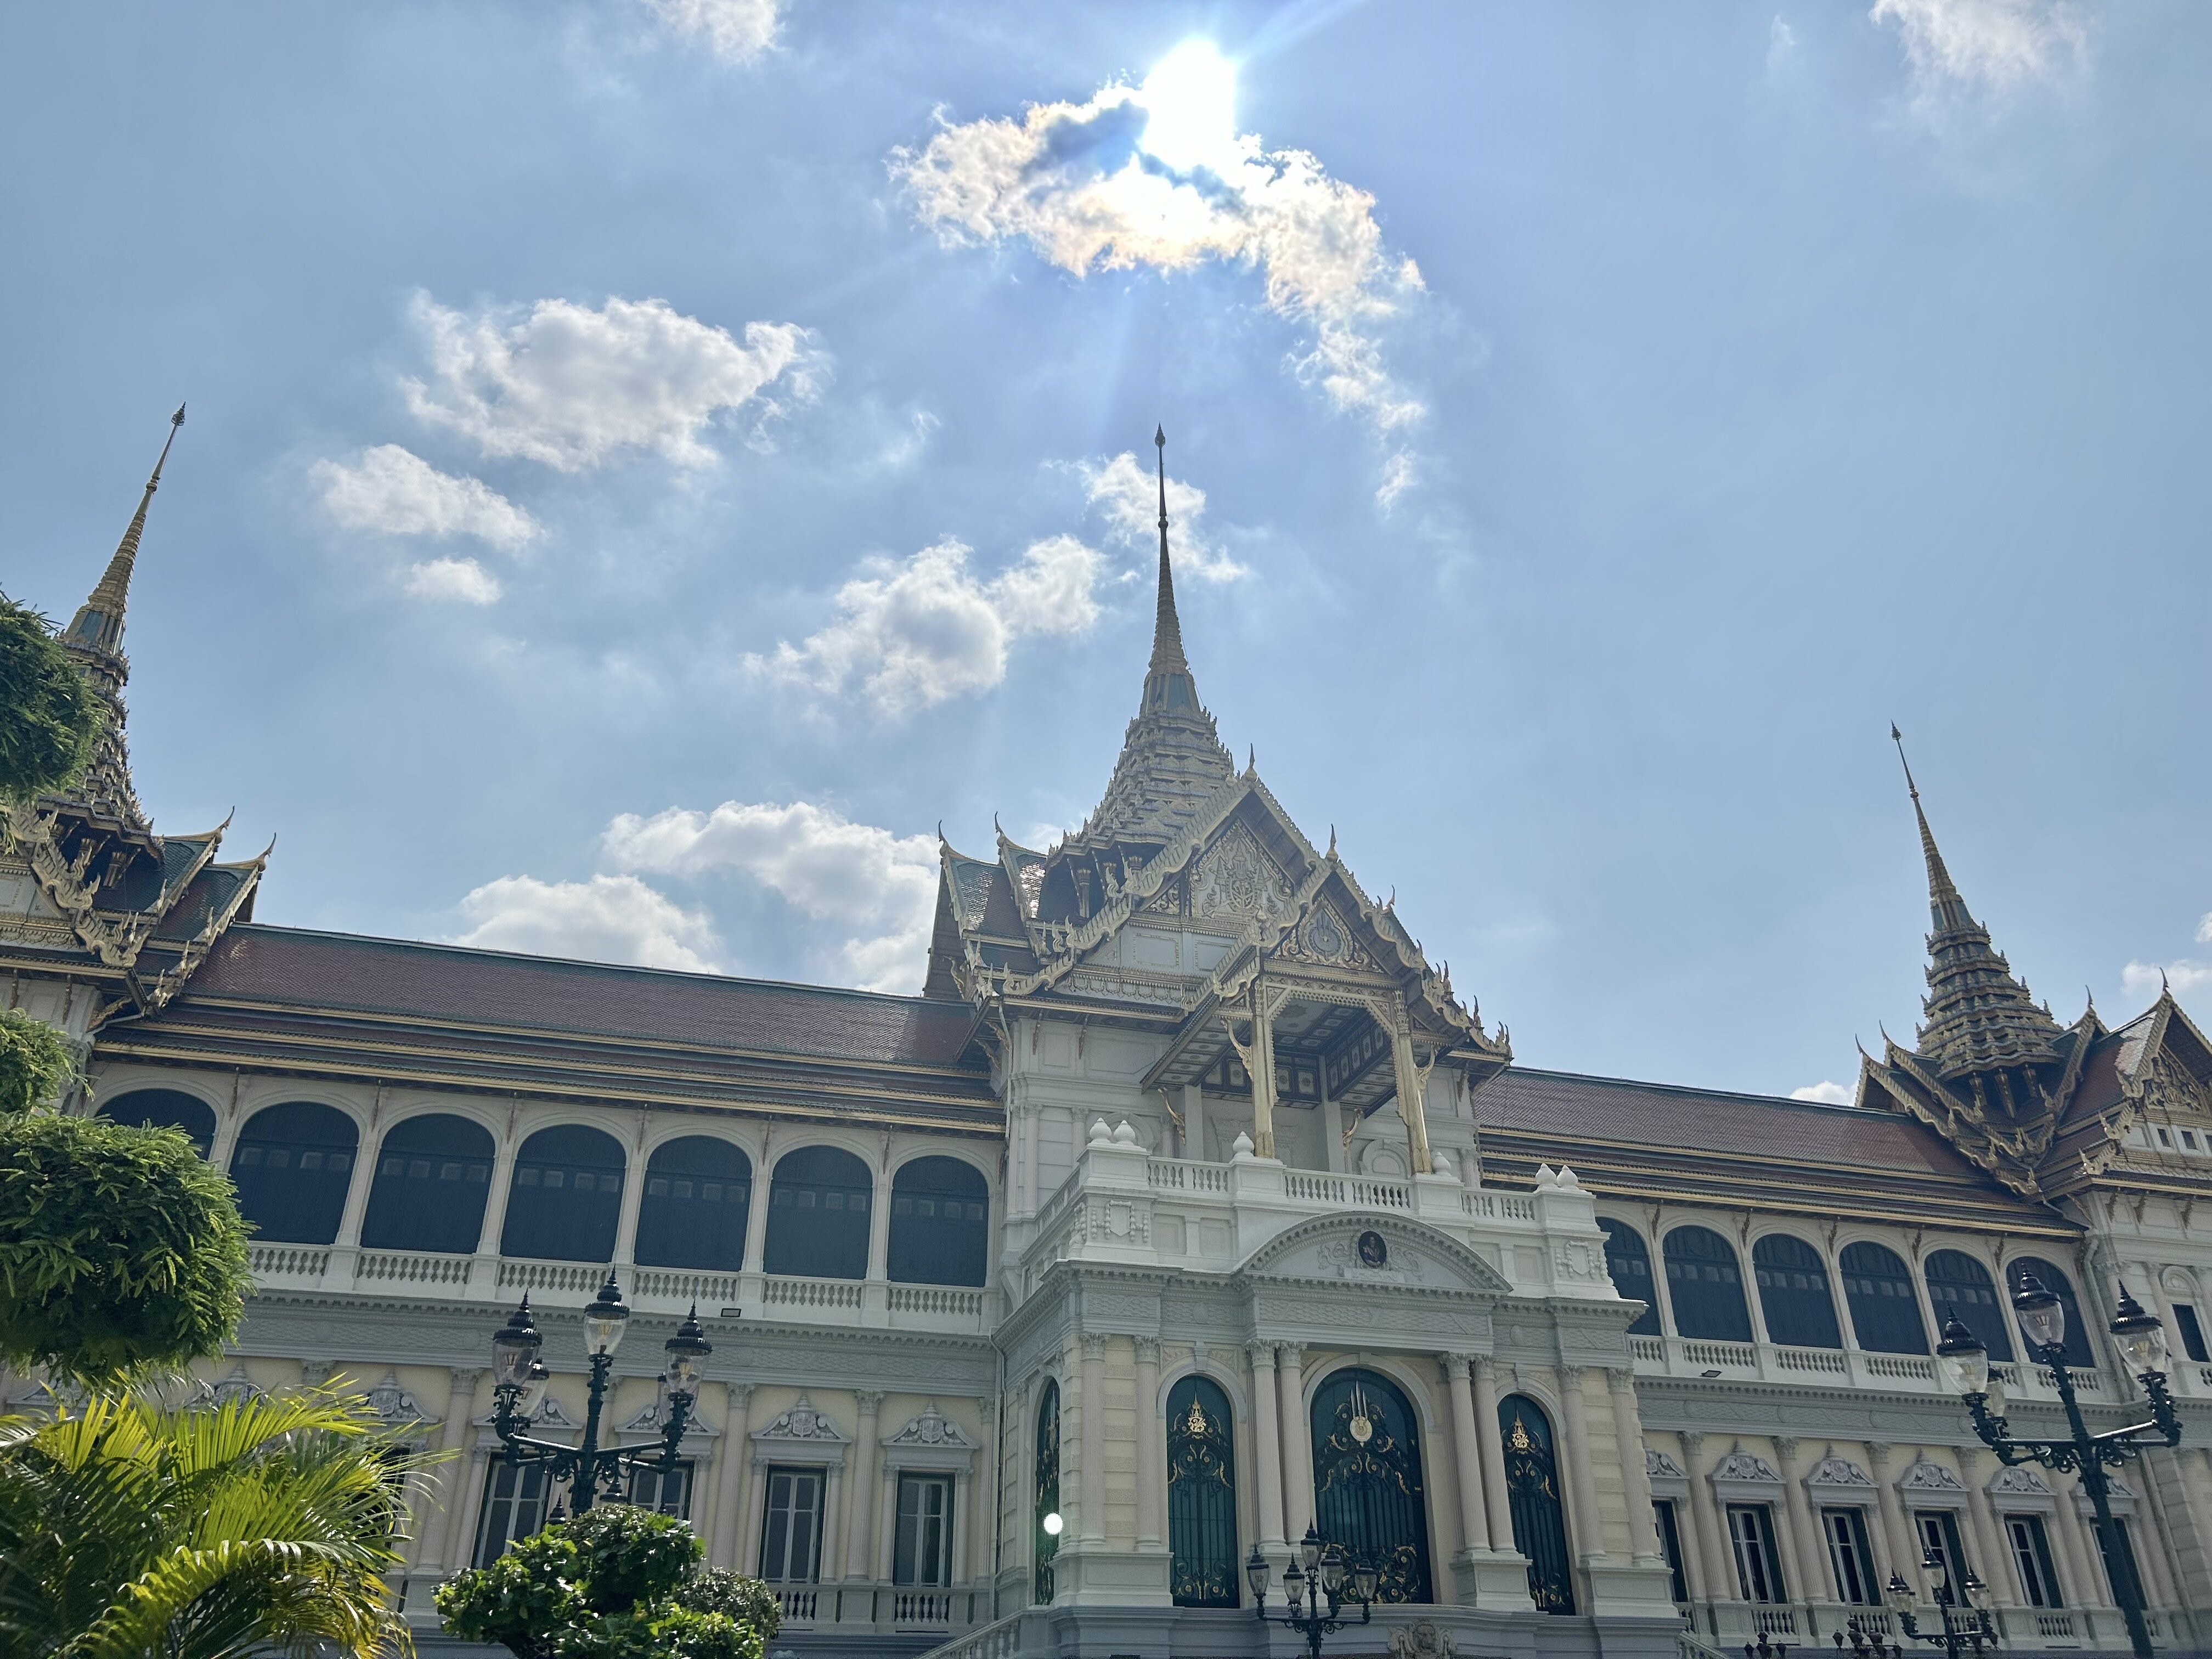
[1867,1443,1920,1593]
[1135,1338,1164,1550]
[1385,998,1435,1175]
[1079,1335,1108,1543]
[846,1391,884,1580]
[1609,1368,1663,1561]
[1956,1448,2015,1606]
[1472,1357,1516,1557]
[1248,986,1279,1159]
[1555,1367,1607,1562]
[1443,1355,1493,1552]
[713,1383,757,1570]
[1683,1432,1735,1600]
[1772,1437,1820,1604]
[1277,1342,1314,1539]
[1250,1341,1286,1549]
[420,1368,483,1574]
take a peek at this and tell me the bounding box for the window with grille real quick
[2175,1303,2210,1364]
[2005,1514,2064,1608]
[627,1460,692,1518]
[1600,1219,1660,1336]
[1915,1510,1971,1602]
[894,1472,953,1587]
[1839,1241,1931,1355]
[476,1457,552,1565]
[759,1467,825,1583]
[1728,1505,1786,1603]
[1754,1233,1844,1348]
[1663,1226,1753,1342]
[1654,1499,1689,1604]
[1824,1508,1877,1604]
[1924,1251,2015,1362]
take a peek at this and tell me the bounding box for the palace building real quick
[9,422,2212,1659]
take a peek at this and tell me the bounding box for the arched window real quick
[1310,1368,1433,1602]
[99,1088,215,1158]
[764,1146,872,1280]
[500,1125,625,1263]
[635,1137,752,1271]
[1034,1381,1060,1604]
[229,1102,358,1245]
[889,1156,989,1287]
[1166,1375,1238,1606]
[1599,1219,1660,1336]
[360,1114,494,1254]
[2008,1257,2095,1370]
[1663,1225,1753,1343]
[1840,1242,1929,1355]
[1498,1394,1576,1613]
[1925,1249,2015,1362]
[1753,1234,1843,1350]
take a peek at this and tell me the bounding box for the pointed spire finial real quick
[67,404,186,663]
[1139,423,1196,714]
[1892,724,1967,929]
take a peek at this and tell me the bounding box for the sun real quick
[1138,38,1238,171]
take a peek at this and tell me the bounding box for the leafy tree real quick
[0,592,99,803]
[0,1110,251,1385]
[0,1004,77,1115]
[436,1504,779,1659]
[0,1386,427,1659]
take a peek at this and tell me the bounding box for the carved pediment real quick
[754,1394,846,1443]
[1711,1448,1781,1484]
[1988,1466,2052,1497]
[1898,1459,1967,1493]
[1646,1448,1686,1479]
[1807,1455,1875,1488]
[1239,1215,1513,1296]
[620,1395,716,1441]
[1190,821,1296,926]
[364,1371,433,1427]
[1272,894,1380,974]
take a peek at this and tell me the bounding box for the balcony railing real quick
[1629,1331,2123,1403]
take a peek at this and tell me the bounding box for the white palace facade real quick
[9,426,2212,1659]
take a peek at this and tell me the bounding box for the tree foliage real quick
[0,1387,427,1659]
[0,1005,78,1115]
[0,592,99,803]
[0,1110,251,1384]
[436,1504,779,1659]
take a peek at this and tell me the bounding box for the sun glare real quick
[1138,39,1237,171]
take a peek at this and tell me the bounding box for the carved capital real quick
[1559,1363,1585,1387]
[1681,1431,1706,1458]
[448,1367,484,1396]
[1133,1336,1162,1367]
[727,1381,756,1409]
[1441,1353,1472,1382]
[1775,1436,1799,1466]
[1275,1341,1305,1368]
[1080,1333,1109,1362]
[1247,1340,1279,1370]
[1606,1366,1636,1393]
[1866,1441,1894,1470]
[856,1390,887,1415]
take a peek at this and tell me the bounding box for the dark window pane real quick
[229,1102,358,1245]
[1925,1251,2015,1362]
[501,1125,624,1261]
[1840,1242,1929,1355]
[2007,1257,2096,1370]
[98,1088,216,1158]
[1599,1219,1660,1336]
[764,1146,872,1279]
[888,1156,989,1287]
[1753,1234,1843,1349]
[361,1114,497,1254]
[635,1136,753,1272]
[1662,1226,1753,1342]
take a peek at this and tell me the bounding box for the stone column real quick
[1867,1443,1920,1594]
[1773,1438,1823,1603]
[1135,1339,1165,1550]
[713,1384,757,1569]
[846,1390,884,1580]
[743,1133,775,1271]
[866,1157,895,1281]
[1609,1368,1663,1561]
[1555,1367,1607,1563]
[1250,1342,1286,1549]
[1683,1432,1736,1600]
[1079,1335,1108,1543]
[1956,1448,2015,1606]
[419,1368,483,1574]
[331,1130,376,1252]
[1471,1357,1515,1557]
[1443,1356,1493,1552]
[2051,1477,2105,1608]
[1386,1002,1435,1175]
[473,1135,522,1278]
[1277,1343,1313,1541]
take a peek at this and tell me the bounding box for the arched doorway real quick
[1309,1367,1433,1602]
[1166,1374,1238,1606]
[1498,1393,1575,1613]
[1034,1381,1060,1604]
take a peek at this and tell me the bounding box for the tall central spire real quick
[1141,425,1199,716]
[66,405,184,667]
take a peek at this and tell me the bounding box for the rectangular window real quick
[1915,1510,1971,1603]
[1824,1507,1877,1605]
[475,1457,552,1566]
[2005,1514,2064,1609]
[1654,1499,1689,1604]
[628,1460,692,1519]
[894,1472,954,1587]
[2094,1516,2145,1607]
[2175,1304,2210,1364]
[760,1466,825,1583]
[1728,1504,1786,1604]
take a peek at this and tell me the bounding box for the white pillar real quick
[1079,1335,1107,1543]
[1957,1448,2016,1606]
[612,1141,649,1269]
[713,1384,757,1570]
[1135,1339,1165,1549]
[1181,1085,1205,1165]
[1443,1355,1493,1553]
[1610,1368,1663,1562]
[1685,1433,1736,1600]
[1249,988,1279,1160]
[741,1139,774,1272]
[1867,1443,1920,1594]
[1250,1342,1285,1550]
[1472,1357,1516,1558]
[419,1368,483,1573]
[846,1391,884,1581]
[1555,1366,1607,1562]
[475,1136,522,1274]
[1772,1437,1819,1604]
[867,1156,895,1280]
[1277,1342,1313,1541]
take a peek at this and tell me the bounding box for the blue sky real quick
[5,0,2208,1100]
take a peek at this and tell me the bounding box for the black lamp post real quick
[1936,1273,2181,1659]
[488,1275,715,1514]
[1246,1527,1378,1659]
[1865,1550,1998,1658]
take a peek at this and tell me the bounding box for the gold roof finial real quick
[68,404,185,663]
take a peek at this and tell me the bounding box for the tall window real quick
[2007,1258,2095,1370]
[894,1473,953,1587]
[229,1102,358,1245]
[1824,1508,1877,1604]
[1728,1505,1786,1602]
[500,1125,625,1262]
[764,1146,872,1280]
[1165,1374,1238,1607]
[635,1136,752,1271]
[1925,1251,2015,1362]
[1600,1219,1661,1336]
[1754,1234,1843,1349]
[1663,1225,1753,1343]
[628,1461,692,1517]
[360,1113,494,1254]
[99,1088,215,1157]
[2005,1515,2064,1608]
[476,1457,551,1565]
[759,1468,826,1582]
[1654,1500,1689,1604]
[1316,1369,1437,1605]
[1915,1511,1971,1602]
[2175,1303,2210,1364]
[2094,1516,2145,1609]
[1034,1381,1060,1604]
[889,1157,990,1287]
[1840,1242,1929,1355]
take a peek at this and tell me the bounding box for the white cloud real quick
[403,556,504,605]
[641,0,781,64]
[1870,0,2088,97]
[403,292,816,471]
[748,534,1103,715]
[1071,451,1245,582]
[1767,16,1801,76]
[452,873,721,972]
[313,444,541,549]
[605,799,936,992]
[890,58,1426,444]
[2197,912,2211,944]
[1790,1080,1854,1105]
[2123,960,2212,1012]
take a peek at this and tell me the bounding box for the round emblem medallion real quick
[1306,908,1345,960]
[1350,1413,1374,1443]
[1357,1229,1389,1268]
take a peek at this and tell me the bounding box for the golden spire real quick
[66,405,184,664]
[1142,424,1195,708]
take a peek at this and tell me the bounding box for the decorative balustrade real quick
[1680,1340,1759,1370]
[1629,1331,2124,1405]
[775,1587,818,1623]
[355,1250,471,1288]
[496,1259,603,1296]
[893,1590,954,1626]
[1144,1158,1228,1193]
[630,1267,741,1304]
[1773,1344,1848,1376]
[1754,1608,1798,1635]
[2034,1613,2076,1639]
[763,1274,864,1311]
[1282,1171,1412,1209]
[1864,1353,1937,1383]
[249,1245,329,1277]
[889,1284,984,1317]
[1463,1189,1538,1221]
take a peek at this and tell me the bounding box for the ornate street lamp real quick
[1849,1550,1996,1658]
[1937,1273,2181,1659]
[488,1278,715,1514]
[1247,1526,1379,1659]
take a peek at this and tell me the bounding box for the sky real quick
[4,0,2208,1103]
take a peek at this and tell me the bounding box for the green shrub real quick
[0,592,99,803]
[0,1006,77,1115]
